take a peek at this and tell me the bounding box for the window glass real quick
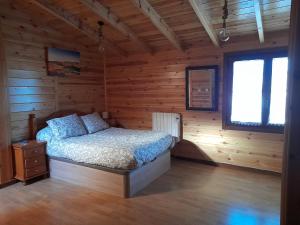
[268,57,288,125]
[231,60,264,124]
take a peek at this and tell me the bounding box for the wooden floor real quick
[0,159,281,225]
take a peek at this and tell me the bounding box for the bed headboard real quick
[28,108,95,140]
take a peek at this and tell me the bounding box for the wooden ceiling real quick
[8,0,292,56]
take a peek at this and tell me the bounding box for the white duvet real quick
[37,127,173,169]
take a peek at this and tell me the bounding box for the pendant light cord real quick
[222,0,228,29]
[97,21,107,111]
[103,50,107,112]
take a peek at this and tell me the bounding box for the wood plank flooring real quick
[0,159,281,225]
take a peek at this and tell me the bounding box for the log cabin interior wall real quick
[0,1,105,143]
[106,32,289,173]
[0,0,292,180]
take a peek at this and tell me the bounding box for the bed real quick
[29,110,174,198]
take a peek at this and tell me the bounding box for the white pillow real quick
[81,112,109,134]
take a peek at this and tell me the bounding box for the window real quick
[223,49,288,133]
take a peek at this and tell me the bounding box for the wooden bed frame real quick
[29,110,171,198]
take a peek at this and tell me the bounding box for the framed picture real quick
[46,47,80,76]
[185,65,219,111]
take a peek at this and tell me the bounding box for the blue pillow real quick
[47,114,87,139]
[81,112,109,134]
[36,126,55,143]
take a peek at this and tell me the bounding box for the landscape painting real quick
[46,47,80,76]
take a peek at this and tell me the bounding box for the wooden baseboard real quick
[172,156,281,177]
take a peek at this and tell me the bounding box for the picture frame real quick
[46,47,80,77]
[185,65,219,111]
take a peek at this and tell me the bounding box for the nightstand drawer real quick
[25,165,47,178]
[24,156,46,169]
[24,147,45,158]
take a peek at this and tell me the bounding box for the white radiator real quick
[152,112,181,141]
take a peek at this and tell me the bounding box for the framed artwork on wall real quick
[185,65,219,111]
[46,47,80,77]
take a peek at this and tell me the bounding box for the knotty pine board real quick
[0,2,105,142]
[106,32,289,172]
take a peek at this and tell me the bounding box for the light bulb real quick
[218,28,230,42]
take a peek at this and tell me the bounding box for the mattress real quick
[40,127,173,170]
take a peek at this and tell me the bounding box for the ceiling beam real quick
[253,0,265,43]
[130,0,184,52]
[30,0,127,57]
[188,0,219,47]
[79,0,152,54]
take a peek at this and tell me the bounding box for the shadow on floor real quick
[171,139,217,166]
[135,159,219,197]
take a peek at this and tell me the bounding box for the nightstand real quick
[13,140,48,184]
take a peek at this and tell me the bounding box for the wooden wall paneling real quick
[0,2,105,142]
[106,31,289,173]
[0,22,13,185]
[30,0,127,57]
[0,0,292,177]
[281,0,300,224]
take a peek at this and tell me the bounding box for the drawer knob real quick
[34,150,38,153]
[34,160,38,163]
